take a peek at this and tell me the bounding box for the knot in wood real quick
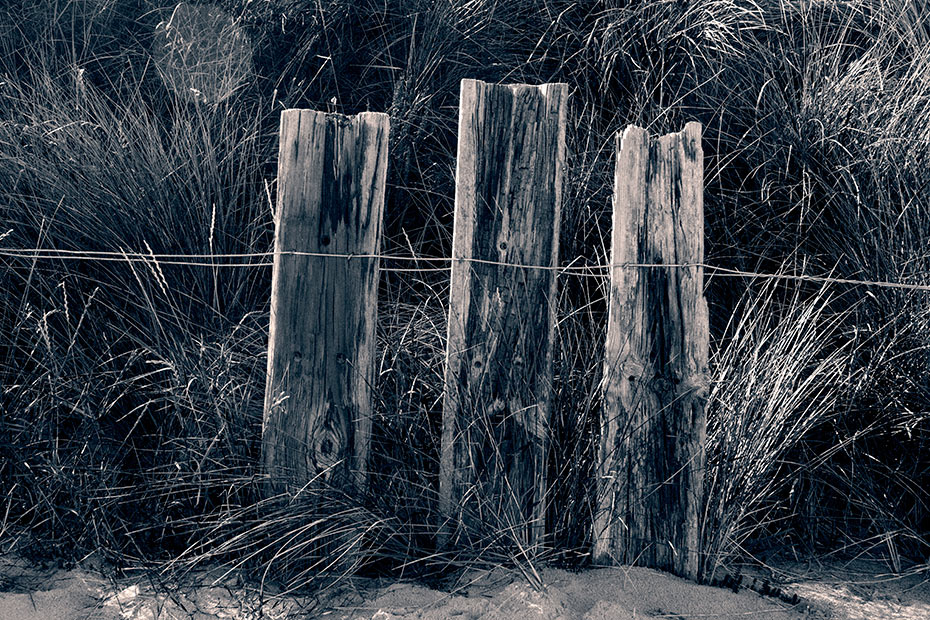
[312,423,346,477]
[617,360,647,383]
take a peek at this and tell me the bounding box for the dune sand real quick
[2,553,929,619]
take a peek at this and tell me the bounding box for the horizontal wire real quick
[2,248,930,291]
[702,265,930,291]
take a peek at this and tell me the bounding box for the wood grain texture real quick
[263,109,389,496]
[440,79,567,550]
[593,122,708,580]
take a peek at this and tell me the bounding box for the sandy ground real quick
[2,553,928,619]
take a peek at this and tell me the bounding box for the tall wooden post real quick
[440,79,568,550]
[593,122,708,580]
[263,110,389,495]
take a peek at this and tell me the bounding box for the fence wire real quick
[3,247,930,291]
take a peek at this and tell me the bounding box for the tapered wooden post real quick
[440,79,567,550]
[263,110,389,495]
[593,122,708,580]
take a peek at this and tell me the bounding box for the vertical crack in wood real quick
[263,110,389,499]
[595,122,707,581]
[440,79,567,552]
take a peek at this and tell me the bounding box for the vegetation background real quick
[0,0,927,590]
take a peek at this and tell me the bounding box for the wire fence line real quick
[2,247,930,291]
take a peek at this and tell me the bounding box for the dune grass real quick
[0,0,927,590]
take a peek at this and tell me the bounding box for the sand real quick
[2,553,928,619]
[336,566,808,620]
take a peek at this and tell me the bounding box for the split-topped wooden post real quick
[440,79,567,551]
[263,110,389,496]
[593,122,708,580]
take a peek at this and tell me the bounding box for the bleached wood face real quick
[263,109,389,496]
[593,122,708,581]
[440,79,568,551]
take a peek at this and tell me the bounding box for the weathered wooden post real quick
[593,122,708,580]
[440,79,567,550]
[263,110,389,496]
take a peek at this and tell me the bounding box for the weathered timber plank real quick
[263,109,389,495]
[593,122,708,580]
[440,79,567,551]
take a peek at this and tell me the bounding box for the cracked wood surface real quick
[263,109,389,496]
[440,79,567,550]
[593,122,708,580]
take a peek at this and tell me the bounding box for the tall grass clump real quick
[693,0,930,560]
[702,279,858,580]
[0,0,273,561]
